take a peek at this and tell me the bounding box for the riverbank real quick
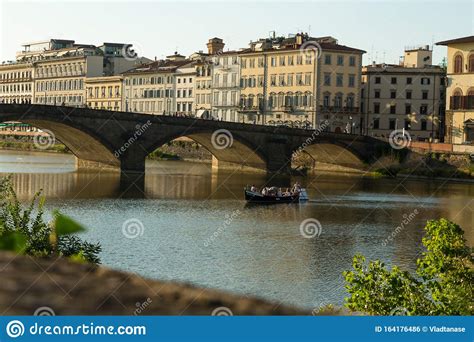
[0,251,311,315]
[1,137,473,182]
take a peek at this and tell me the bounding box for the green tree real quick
[344,219,473,315]
[0,176,101,264]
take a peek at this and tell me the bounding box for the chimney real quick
[207,38,225,55]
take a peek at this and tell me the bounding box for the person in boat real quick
[261,187,268,196]
[292,182,301,194]
[250,185,258,193]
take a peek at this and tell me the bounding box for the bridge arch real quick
[292,137,367,169]
[147,129,268,172]
[0,117,119,168]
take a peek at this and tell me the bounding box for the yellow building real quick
[0,62,33,104]
[437,36,474,144]
[85,76,123,111]
[239,33,364,131]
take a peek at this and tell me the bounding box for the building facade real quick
[122,55,192,114]
[212,51,241,122]
[361,47,446,142]
[238,33,364,130]
[7,39,143,107]
[85,76,123,111]
[194,59,213,114]
[437,36,474,144]
[175,59,196,116]
[0,62,33,104]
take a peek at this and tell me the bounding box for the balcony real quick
[449,96,474,110]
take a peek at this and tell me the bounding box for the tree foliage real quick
[0,176,101,264]
[344,219,473,315]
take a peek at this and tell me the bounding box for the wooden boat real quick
[244,189,300,204]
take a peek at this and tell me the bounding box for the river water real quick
[1,150,473,309]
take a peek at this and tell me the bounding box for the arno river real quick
[1,150,473,309]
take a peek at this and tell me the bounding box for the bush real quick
[0,176,101,264]
[343,219,473,315]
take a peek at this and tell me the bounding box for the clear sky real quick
[1,0,473,65]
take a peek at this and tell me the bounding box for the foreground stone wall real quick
[0,252,308,315]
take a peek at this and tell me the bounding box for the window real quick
[406,91,412,99]
[337,55,344,65]
[297,55,303,65]
[420,104,428,115]
[422,91,428,100]
[324,54,331,65]
[323,94,330,107]
[373,103,380,114]
[421,120,427,131]
[454,55,463,73]
[288,56,294,65]
[374,90,380,98]
[279,56,285,66]
[391,77,397,84]
[373,118,380,129]
[389,119,396,130]
[404,119,411,130]
[390,104,396,114]
[469,54,474,72]
[349,56,356,66]
[336,74,343,87]
[375,77,381,84]
[348,74,355,87]
[421,77,431,85]
[406,77,412,84]
[405,104,411,114]
[324,73,331,86]
[390,91,396,99]
[271,57,277,67]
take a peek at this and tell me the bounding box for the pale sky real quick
[1,0,473,65]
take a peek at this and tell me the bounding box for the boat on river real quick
[244,185,309,204]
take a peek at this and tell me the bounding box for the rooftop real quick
[436,35,474,46]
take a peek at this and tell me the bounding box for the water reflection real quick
[0,150,472,308]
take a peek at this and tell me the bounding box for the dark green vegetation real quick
[344,219,473,315]
[0,176,101,264]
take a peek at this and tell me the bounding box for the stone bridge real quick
[0,104,392,177]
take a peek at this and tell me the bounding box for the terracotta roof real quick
[436,35,474,46]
